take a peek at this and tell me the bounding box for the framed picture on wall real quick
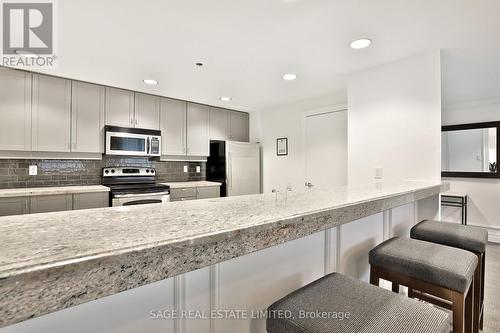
[276,137,288,156]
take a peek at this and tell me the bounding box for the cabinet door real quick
[160,98,186,156]
[187,103,210,156]
[134,93,160,130]
[71,81,105,153]
[0,197,29,217]
[0,68,32,151]
[209,107,230,141]
[196,186,220,199]
[229,111,249,142]
[32,74,72,152]
[73,192,109,210]
[30,194,72,214]
[105,87,134,127]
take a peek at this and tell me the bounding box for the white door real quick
[160,98,187,156]
[186,103,210,156]
[134,92,160,130]
[227,142,260,196]
[305,110,347,189]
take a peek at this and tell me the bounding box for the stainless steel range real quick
[102,167,170,207]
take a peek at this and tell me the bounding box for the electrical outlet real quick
[29,165,38,176]
[196,165,201,173]
[183,165,188,173]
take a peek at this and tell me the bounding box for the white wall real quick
[442,98,500,242]
[259,93,347,193]
[347,51,442,185]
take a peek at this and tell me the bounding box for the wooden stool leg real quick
[392,282,399,293]
[480,253,485,330]
[370,266,379,286]
[466,280,474,333]
[452,291,465,333]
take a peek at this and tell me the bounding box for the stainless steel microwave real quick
[105,126,161,157]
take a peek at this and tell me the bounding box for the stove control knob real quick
[104,170,109,174]
[146,169,150,173]
[151,169,155,174]
[111,169,115,174]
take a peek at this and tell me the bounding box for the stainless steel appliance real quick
[206,141,260,197]
[102,167,170,206]
[105,126,161,157]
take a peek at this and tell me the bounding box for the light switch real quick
[183,165,188,173]
[374,167,383,179]
[29,165,38,176]
[196,165,201,173]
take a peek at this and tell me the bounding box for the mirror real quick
[442,122,500,178]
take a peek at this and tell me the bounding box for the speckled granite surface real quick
[162,181,222,188]
[0,181,448,327]
[0,185,109,198]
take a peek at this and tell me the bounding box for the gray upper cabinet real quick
[71,81,105,153]
[30,194,72,214]
[187,103,210,156]
[0,68,32,151]
[105,87,134,127]
[0,197,29,217]
[135,93,160,130]
[209,107,230,141]
[229,111,250,142]
[73,192,109,210]
[160,98,187,156]
[32,74,72,152]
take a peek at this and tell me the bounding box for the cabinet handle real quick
[135,119,138,126]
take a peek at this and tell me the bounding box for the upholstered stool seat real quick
[369,237,478,333]
[411,219,488,332]
[369,237,477,293]
[266,273,449,333]
[411,220,488,253]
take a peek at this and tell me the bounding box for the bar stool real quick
[369,237,477,333]
[267,273,449,333]
[411,220,488,332]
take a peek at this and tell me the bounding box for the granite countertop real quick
[0,180,448,327]
[162,181,222,188]
[0,185,110,198]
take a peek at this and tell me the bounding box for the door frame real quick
[302,104,348,189]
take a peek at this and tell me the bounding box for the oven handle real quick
[114,192,170,198]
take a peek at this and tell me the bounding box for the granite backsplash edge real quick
[0,157,206,189]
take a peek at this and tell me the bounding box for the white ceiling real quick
[33,0,500,111]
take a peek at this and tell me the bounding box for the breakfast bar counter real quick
[0,180,448,329]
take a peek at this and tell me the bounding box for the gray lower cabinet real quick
[0,192,109,217]
[30,194,72,214]
[0,197,29,217]
[160,98,187,156]
[32,75,72,152]
[186,103,210,156]
[196,186,220,199]
[71,81,105,153]
[229,111,250,142]
[0,68,32,151]
[73,192,109,210]
[105,87,135,127]
[170,186,220,201]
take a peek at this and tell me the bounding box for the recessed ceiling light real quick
[220,96,232,102]
[282,73,297,81]
[15,50,38,58]
[143,79,158,85]
[350,38,372,49]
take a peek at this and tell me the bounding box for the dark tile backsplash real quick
[0,157,206,189]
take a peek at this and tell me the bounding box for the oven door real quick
[112,192,170,207]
